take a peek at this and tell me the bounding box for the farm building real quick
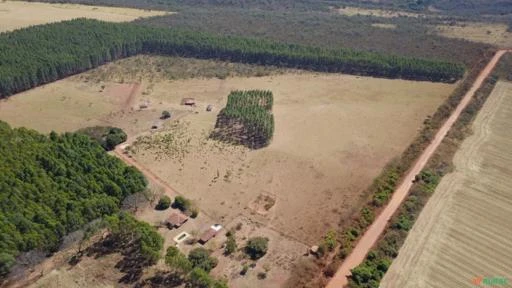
[199,224,222,244]
[165,212,189,229]
[199,228,217,244]
[181,98,196,106]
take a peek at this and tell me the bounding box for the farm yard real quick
[380,81,512,288]
[0,0,168,33]
[0,55,455,287]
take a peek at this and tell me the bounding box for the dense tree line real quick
[0,121,147,278]
[212,90,274,149]
[0,19,464,98]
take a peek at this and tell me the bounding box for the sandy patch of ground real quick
[381,81,512,288]
[371,23,397,29]
[337,6,427,18]
[432,22,512,48]
[0,1,169,32]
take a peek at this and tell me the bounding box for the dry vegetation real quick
[80,55,290,83]
[127,73,454,247]
[380,81,512,288]
[0,1,168,33]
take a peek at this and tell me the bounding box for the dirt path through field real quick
[123,82,141,111]
[326,49,509,288]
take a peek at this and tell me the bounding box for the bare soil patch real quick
[0,1,169,33]
[381,81,512,288]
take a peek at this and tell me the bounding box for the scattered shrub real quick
[224,233,237,255]
[161,110,171,119]
[240,264,249,275]
[323,230,337,252]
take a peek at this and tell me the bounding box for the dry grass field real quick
[0,1,168,32]
[381,81,512,288]
[127,73,454,248]
[0,56,455,287]
[432,22,512,48]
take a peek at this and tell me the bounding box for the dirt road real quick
[326,50,508,288]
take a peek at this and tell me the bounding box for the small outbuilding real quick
[199,224,222,244]
[181,98,196,106]
[165,212,189,229]
[199,228,217,244]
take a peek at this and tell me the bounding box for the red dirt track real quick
[326,50,509,288]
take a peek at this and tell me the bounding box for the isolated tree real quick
[156,195,171,210]
[245,237,268,260]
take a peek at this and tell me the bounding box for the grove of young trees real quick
[0,19,465,98]
[211,90,274,149]
[0,121,147,278]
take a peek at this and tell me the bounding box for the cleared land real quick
[0,1,168,32]
[0,56,455,287]
[381,81,512,288]
[432,22,512,48]
[337,6,427,18]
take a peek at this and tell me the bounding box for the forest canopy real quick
[0,121,147,277]
[0,19,464,98]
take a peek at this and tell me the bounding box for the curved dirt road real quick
[326,50,509,288]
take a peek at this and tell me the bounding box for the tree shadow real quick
[135,271,185,288]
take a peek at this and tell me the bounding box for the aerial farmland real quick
[0,1,510,288]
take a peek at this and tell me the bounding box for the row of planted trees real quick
[212,90,274,149]
[0,19,465,98]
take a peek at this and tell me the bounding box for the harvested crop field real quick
[0,1,168,32]
[381,81,512,288]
